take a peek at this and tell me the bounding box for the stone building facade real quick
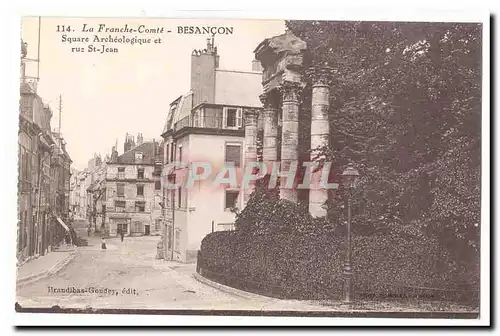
[104,137,163,237]
[18,40,72,264]
[160,38,263,262]
[85,155,107,231]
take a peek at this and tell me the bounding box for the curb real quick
[192,271,269,301]
[17,248,78,287]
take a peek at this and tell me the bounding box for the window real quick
[136,184,144,196]
[178,187,182,208]
[224,107,242,128]
[135,201,145,212]
[117,183,125,197]
[192,109,200,127]
[153,165,161,177]
[226,108,237,127]
[155,180,161,190]
[115,200,126,212]
[135,152,143,162]
[155,219,162,231]
[117,222,128,235]
[165,144,169,164]
[175,229,181,252]
[225,190,239,210]
[225,144,242,167]
[133,221,142,234]
[166,226,172,249]
[170,143,174,162]
[117,167,125,179]
[178,146,183,162]
[137,168,144,179]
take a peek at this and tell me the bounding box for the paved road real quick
[16,220,326,311]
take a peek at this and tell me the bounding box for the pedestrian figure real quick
[87,226,91,237]
[120,230,125,242]
[101,238,107,251]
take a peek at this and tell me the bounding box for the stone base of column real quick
[309,189,327,217]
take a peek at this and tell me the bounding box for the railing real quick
[172,115,243,132]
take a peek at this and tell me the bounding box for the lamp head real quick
[342,163,360,189]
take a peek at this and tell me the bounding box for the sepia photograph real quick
[13,13,488,326]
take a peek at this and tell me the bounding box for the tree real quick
[285,21,482,262]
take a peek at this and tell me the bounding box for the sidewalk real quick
[16,248,77,286]
[193,272,480,314]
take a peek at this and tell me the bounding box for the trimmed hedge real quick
[199,230,479,303]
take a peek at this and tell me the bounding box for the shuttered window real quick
[225,190,239,210]
[117,183,125,197]
[225,144,242,167]
[137,184,144,196]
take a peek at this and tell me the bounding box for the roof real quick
[161,92,192,136]
[162,69,263,135]
[111,141,162,165]
[214,69,262,107]
[86,179,102,192]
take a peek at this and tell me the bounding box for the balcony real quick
[172,115,243,133]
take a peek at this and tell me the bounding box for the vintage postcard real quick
[14,13,489,326]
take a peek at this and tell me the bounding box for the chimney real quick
[252,59,263,72]
[137,133,143,145]
[190,37,218,106]
[124,133,136,152]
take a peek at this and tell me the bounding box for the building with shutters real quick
[104,135,164,237]
[160,37,263,262]
[18,39,73,264]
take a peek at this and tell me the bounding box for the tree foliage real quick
[285,21,482,263]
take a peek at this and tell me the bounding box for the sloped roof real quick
[113,141,161,165]
[214,69,262,107]
[161,92,192,136]
[86,179,102,192]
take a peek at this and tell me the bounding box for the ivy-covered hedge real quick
[199,230,479,303]
[200,179,479,304]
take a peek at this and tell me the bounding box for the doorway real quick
[117,223,128,236]
[145,225,150,236]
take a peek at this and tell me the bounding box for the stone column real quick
[308,67,333,217]
[279,81,303,203]
[259,92,279,163]
[243,108,259,205]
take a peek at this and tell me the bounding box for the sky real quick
[21,17,285,170]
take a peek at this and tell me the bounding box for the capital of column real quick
[259,92,275,109]
[244,108,259,126]
[306,66,335,88]
[244,107,259,119]
[279,81,304,102]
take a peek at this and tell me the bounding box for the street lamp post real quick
[341,163,360,304]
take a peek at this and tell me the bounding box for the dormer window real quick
[135,152,143,162]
